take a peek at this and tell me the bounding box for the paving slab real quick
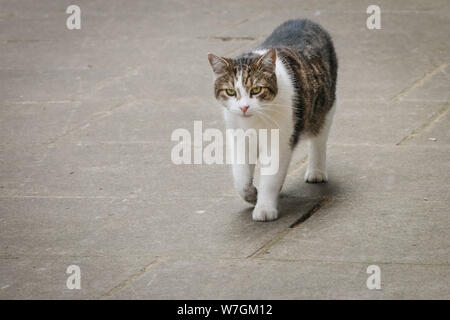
[0,254,159,299]
[406,107,450,145]
[106,256,450,299]
[0,0,449,299]
[0,194,322,259]
[284,144,450,202]
[270,145,450,266]
[330,100,447,146]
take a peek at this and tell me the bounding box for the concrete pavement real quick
[0,0,449,299]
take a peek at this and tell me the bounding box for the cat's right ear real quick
[208,53,232,74]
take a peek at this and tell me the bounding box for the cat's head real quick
[207,49,278,117]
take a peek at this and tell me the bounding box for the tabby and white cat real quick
[208,19,337,221]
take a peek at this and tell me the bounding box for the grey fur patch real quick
[258,19,337,147]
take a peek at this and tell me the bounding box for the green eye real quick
[225,89,236,96]
[251,87,262,95]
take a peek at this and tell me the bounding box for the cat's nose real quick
[240,106,249,114]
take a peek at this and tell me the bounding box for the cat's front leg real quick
[228,122,258,205]
[253,140,292,221]
[232,163,257,205]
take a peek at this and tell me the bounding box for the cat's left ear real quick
[255,48,277,71]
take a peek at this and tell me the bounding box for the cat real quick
[208,19,337,221]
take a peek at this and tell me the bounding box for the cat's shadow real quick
[232,179,342,226]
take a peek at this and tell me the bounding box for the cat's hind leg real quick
[305,103,335,183]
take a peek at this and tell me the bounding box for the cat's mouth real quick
[229,110,253,118]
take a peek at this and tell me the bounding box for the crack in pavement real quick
[391,63,449,102]
[99,257,161,299]
[247,197,332,259]
[46,96,140,145]
[396,102,450,145]
[254,257,450,267]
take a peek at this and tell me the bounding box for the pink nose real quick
[240,106,249,114]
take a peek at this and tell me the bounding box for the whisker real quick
[260,107,296,119]
[260,103,297,110]
[254,111,291,139]
[254,110,280,129]
[262,107,292,117]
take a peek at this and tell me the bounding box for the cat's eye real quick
[250,87,262,95]
[225,89,236,96]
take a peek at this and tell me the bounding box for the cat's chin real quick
[231,112,253,118]
[226,110,253,118]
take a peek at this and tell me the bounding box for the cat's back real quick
[258,19,334,62]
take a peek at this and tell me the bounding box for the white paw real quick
[238,184,257,205]
[252,205,278,222]
[304,169,328,183]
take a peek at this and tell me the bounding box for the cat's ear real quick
[255,48,277,71]
[208,53,232,74]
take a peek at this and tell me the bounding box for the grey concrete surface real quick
[0,0,449,299]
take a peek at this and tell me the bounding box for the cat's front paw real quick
[304,169,328,183]
[252,204,278,222]
[238,184,257,205]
